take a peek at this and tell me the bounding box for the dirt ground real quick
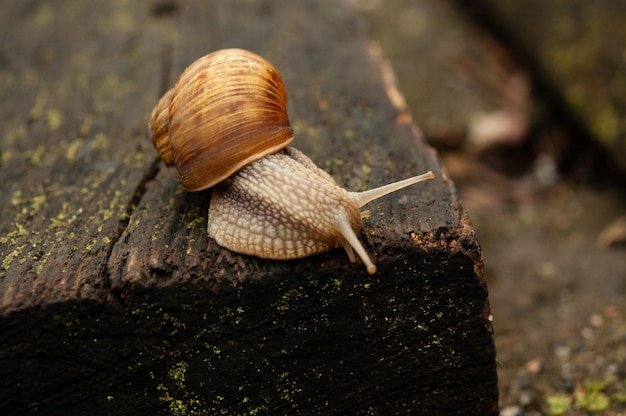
[459,161,626,415]
[352,0,626,414]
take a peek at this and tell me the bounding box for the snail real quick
[149,48,434,274]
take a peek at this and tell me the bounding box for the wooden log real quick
[0,1,498,414]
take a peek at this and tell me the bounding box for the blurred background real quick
[350,0,626,414]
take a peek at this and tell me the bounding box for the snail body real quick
[149,48,434,274]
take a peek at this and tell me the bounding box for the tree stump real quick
[0,1,498,414]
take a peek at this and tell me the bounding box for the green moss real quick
[83,237,97,253]
[276,287,308,312]
[30,194,47,213]
[27,145,46,165]
[161,312,187,336]
[545,377,626,414]
[572,379,612,412]
[65,138,84,162]
[180,206,206,229]
[46,108,63,130]
[546,394,571,416]
[591,103,619,141]
[50,202,74,228]
[29,91,48,121]
[612,391,626,403]
[89,132,111,150]
[2,245,25,271]
[157,361,208,416]
[168,362,188,388]
[575,390,610,412]
[1,148,137,270]
[35,250,52,275]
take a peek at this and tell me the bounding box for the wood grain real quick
[0,1,497,414]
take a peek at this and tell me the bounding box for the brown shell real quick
[148,48,294,191]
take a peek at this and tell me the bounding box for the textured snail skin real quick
[207,146,435,274]
[208,147,362,262]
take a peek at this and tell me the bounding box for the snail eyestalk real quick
[343,170,434,274]
[336,213,377,275]
[351,171,435,207]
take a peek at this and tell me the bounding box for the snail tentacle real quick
[336,213,377,275]
[350,171,435,208]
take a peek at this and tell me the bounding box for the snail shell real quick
[149,48,294,191]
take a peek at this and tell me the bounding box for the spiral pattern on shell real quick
[148,48,294,191]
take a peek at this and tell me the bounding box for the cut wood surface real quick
[0,1,498,415]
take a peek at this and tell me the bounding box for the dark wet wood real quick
[0,1,497,414]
